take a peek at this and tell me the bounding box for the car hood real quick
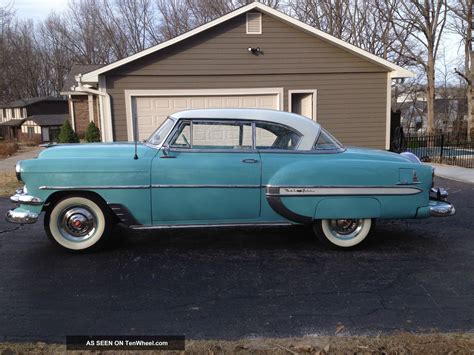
[37,143,155,159]
[342,147,414,164]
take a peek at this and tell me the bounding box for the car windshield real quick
[147,117,176,145]
[313,128,344,151]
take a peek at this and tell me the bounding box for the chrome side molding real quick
[130,221,293,230]
[266,185,423,196]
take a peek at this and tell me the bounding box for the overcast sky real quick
[11,0,68,20]
[10,0,463,80]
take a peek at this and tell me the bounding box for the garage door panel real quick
[134,93,278,140]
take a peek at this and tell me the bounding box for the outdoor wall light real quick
[247,47,262,55]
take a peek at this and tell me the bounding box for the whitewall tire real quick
[44,195,112,251]
[313,218,373,248]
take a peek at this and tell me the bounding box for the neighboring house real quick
[399,98,467,134]
[70,2,413,149]
[61,64,104,137]
[0,97,68,142]
[21,114,70,143]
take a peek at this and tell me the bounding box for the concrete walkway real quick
[430,163,474,184]
[0,147,43,172]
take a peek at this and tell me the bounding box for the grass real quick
[0,333,473,354]
[0,172,21,196]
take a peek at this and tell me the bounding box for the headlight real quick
[15,160,22,182]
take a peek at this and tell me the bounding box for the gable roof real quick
[61,64,104,93]
[0,96,66,109]
[80,2,413,84]
[0,119,25,127]
[27,114,69,127]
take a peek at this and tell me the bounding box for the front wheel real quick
[313,218,373,248]
[44,195,113,252]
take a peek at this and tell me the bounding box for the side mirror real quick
[162,143,170,156]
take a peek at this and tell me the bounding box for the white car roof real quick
[169,109,320,150]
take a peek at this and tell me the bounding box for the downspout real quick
[74,74,112,142]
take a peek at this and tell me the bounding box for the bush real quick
[85,121,101,142]
[58,120,79,143]
[0,142,19,158]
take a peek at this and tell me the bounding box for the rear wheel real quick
[44,195,113,252]
[313,218,373,248]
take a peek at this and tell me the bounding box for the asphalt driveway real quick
[0,177,473,343]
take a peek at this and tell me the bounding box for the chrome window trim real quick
[312,127,345,153]
[254,120,303,151]
[167,119,255,151]
[163,118,307,153]
[144,117,178,148]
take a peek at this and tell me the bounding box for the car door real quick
[151,119,261,224]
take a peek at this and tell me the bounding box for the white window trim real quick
[124,87,284,141]
[68,95,76,131]
[88,94,94,123]
[246,12,262,35]
[288,89,318,121]
[385,73,391,150]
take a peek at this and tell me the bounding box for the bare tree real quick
[384,0,448,134]
[449,0,472,139]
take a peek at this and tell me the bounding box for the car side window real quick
[255,122,301,150]
[169,121,252,150]
[170,122,191,148]
[313,128,344,151]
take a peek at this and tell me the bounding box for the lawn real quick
[0,333,473,354]
[0,172,21,196]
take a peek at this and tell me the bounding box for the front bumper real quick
[5,208,39,224]
[429,187,455,217]
[5,187,42,224]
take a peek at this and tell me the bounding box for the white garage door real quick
[134,93,279,140]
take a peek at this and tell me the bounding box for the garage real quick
[130,90,281,140]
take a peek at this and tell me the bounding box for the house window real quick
[11,109,15,119]
[27,127,34,139]
[23,108,27,118]
[246,13,262,34]
[2,109,6,119]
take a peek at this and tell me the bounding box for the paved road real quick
[0,178,473,343]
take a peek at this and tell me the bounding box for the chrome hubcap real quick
[329,219,363,240]
[59,207,97,242]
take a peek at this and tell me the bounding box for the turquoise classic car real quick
[6,109,455,251]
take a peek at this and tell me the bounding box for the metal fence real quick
[393,133,474,169]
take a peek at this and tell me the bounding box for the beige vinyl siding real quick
[108,13,384,77]
[105,10,389,148]
[108,72,387,148]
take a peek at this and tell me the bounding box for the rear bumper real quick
[429,187,455,217]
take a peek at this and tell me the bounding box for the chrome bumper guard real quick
[5,187,42,224]
[9,187,43,206]
[429,187,455,217]
[5,209,39,224]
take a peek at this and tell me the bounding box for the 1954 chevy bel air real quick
[6,109,455,251]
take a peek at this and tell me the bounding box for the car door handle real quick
[242,158,259,163]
